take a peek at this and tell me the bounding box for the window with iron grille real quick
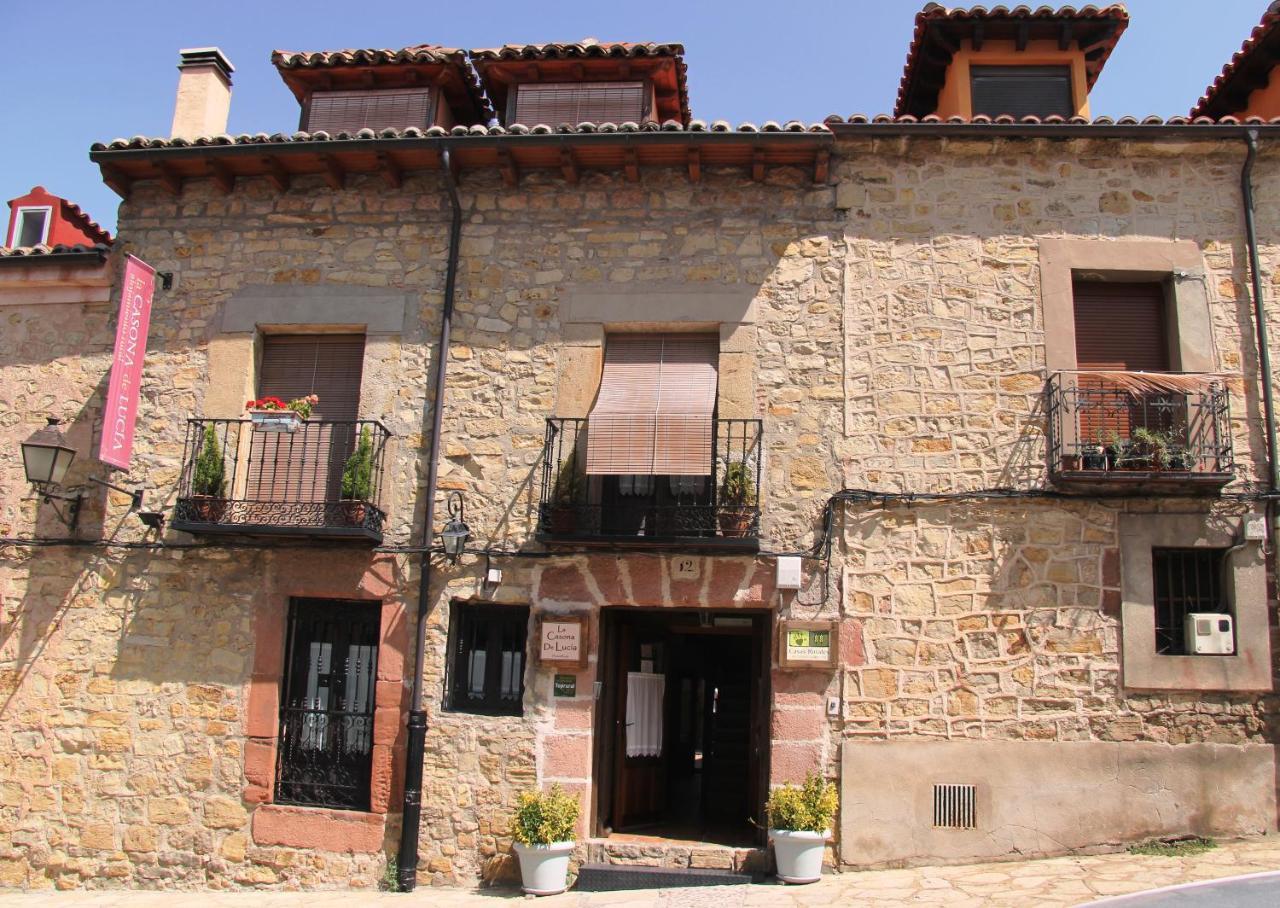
[511,82,648,125]
[970,65,1074,119]
[275,598,379,811]
[1152,548,1228,655]
[446,603,529,715]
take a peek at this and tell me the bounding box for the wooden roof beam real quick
[624,148,639,182]
[320,154,346,190]
[262,156,290,192]
[972,22,984,51]
[931,26,960,55]
[155,162,183,196]
[560,148,579,184]
[814,150,829,185]
[377,151,403,189]
[209,159,235,195]
[687,147,701,182]
[751,147,765,182]
[497,148,519,187]
[1016,22,1029,52]
[101,165,132,200]
[1058,21,1074,51]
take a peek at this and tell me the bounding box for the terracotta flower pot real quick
[719,508,754,538]
[190,495,227,523]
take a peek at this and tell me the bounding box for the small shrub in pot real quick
[510,784,579,896]
[767,773,837,884]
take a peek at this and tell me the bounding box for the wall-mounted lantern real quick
[440,491,470,563]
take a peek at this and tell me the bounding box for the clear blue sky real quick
[0,0,1268,235]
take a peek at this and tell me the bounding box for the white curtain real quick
[626,672,665,758]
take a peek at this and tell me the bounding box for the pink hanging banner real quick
[98,255,156,470]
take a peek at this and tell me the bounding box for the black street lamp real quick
[440,491,470,563]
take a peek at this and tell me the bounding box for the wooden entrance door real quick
[609,620,667,830]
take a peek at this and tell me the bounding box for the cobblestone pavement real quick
[1,838,1278,907]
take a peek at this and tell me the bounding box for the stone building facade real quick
[3,7,1280,894]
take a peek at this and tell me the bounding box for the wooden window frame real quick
[444,602,531,716]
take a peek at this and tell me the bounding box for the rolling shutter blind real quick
[586,334,718,476]
[1073,281,1170,442]
[970,66,1074,119]
[304,89,434,132]
[513,82,646,125]
[248,335,365,504]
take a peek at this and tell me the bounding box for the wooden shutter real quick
[247,335,365,505]
[970,66,1074,119]
[586,334,718,475]
[513,82,647,125]
[1073,281,1170,443]
[304,89,434,132]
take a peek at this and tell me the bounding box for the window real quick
[13,207,51,247]
[275,598,380,810]
[446,603,529,715]
[303,88,434,133]
[1152,548,1229,655]
[970,65,1074,119]
[512,82,648,125]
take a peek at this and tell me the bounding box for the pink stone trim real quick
[251,804,386,853]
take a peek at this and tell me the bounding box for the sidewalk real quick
[1,837,1278,907]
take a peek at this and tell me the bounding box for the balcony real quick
[537,417,762,550]
[1046,372,1233,495]
[172,418,391,543]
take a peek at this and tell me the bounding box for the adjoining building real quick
[1,4,1279,892]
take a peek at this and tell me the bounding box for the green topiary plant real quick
[510,784,580,846]
[719,459,755,506]
[341,426,375,501]
[551,453,581,505]
[191,424,226,497]
[766,773,838,833]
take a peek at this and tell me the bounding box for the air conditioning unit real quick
[1184,613,1234,655]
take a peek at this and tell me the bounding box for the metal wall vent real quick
[933,783,977,829]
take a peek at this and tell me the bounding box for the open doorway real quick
[593,608,771,847]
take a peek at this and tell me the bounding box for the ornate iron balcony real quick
[538,417,763,550]
[172,417,391,543]
[1046,371,1234,494]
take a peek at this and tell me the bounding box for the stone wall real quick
[2,136,1280,889]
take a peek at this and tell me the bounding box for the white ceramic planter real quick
[248,409,302,433]
[769,828,828,884]
[512,840,574,895]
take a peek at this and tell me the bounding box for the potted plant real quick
[1127,427,1167,471]
[190,423,227,522]
[1080,444,1107,471]
[245,394,318,433]
[545,454,581,535]
[767,772,837,884]
[509,784,579,896]
[340,425,375,525]
[1165,444,1196,471]
[718,459,756,538]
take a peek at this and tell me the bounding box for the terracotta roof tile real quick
[826,113,1280,126]
[1192,2,1280,119]
[895,4,1129,118]
[61,199,113,245]
[0,243,111,261]
[271,45,466,68]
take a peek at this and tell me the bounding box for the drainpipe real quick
[1241,130,1280,552]
[397,148,462,892]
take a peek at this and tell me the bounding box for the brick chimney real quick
[170,48,235,139]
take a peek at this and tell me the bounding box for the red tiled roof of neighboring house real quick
[1192,2,1280,119]
[470,40,691,125]
[271,45,466,68]
[0,243,111,262]
[61,198,113,245]
[895,4,1130,118]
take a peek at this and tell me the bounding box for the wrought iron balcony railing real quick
[538,417,763,549]
[1046,371,1233,493]
[172,417,391,542]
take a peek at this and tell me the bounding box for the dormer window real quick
[302,88,436,133]
[12,207,51,247]
[970,65,1074,119]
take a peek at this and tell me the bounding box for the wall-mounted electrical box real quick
[776,556,803,590]
[1185,613,1235,655]
[1243,516,1267,542]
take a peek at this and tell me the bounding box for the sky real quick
[0,0,1270,236]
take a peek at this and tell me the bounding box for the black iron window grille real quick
[445,603,529,716]
[538,417,763,545]
[1152,548,1229,656]
[275,598,380,811]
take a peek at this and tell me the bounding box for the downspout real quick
[1241,131,1280,536]
[397,147,462,892]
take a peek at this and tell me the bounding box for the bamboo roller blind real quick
[512,82,646,125]
[586,334,719,476]
[304,88,434,133]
